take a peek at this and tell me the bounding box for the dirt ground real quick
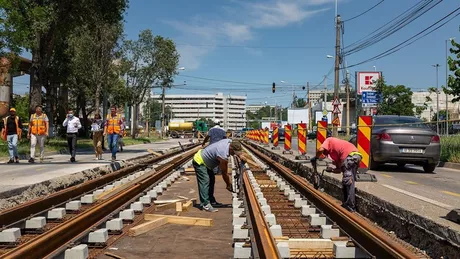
[98,172,234,259]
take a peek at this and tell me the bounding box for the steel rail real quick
[242,171,280,259]
[243,142,419,259]
[1,146,199,259]
[0,143,198,228]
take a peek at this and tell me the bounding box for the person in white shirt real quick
[63,109,82,162]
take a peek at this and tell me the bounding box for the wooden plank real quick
[104,252,126,259]
[154,199,183,204]
[183,200,193,211]
[128,217,168,237]
[145,214,213,227]
[175,201,183,212]
[280,238,334,250]
[177,195,189,200]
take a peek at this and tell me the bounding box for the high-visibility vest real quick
[106,114,122,134]
[30,114,47,135]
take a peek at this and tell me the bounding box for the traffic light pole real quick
[333,15,341,137]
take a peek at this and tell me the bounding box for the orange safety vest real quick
[106,114,122,134]
[30,114,47,135]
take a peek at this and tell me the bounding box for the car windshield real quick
[373,117,429,129]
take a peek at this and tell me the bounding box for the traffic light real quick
[302,86,305,90]
[272,82,276,93]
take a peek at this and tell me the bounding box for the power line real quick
[176,43,333,49]
[342,0,385,22]
[347,6,460,68]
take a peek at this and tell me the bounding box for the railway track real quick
[235,142,423,258]
[0,143,199,259]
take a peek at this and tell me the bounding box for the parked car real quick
[349,115,440,173]
[307,129,332,140]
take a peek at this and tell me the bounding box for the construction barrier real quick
[357,116,372,170]
[259,129,263,144]
[264,128,269,145]
[297,123,307,155]
[283,124,293,154]
[272,126,279,149]
[316,121,328,152]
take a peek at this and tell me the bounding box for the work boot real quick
[111,156,116,162]
[98,154,103,160]
[70,157,76,163]
[14,156,19,163]
[28,158,35,163]
[202,204,218,212]
[211,201,224,207]
[7,159,14,164]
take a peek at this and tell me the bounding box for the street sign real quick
[332,106,341,114]
[357,71,382,94]
[322,109,328,116]
[362,103,378,107]
[362,91,381,103]
[332,97,341,106]
[332,117,340,126]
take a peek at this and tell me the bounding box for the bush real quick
[440,135,460,163]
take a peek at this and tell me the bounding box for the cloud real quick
[176,44,213,71]
[222,23,253,43]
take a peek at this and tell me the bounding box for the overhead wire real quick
[342,0,385,23]
[175,43,333,49]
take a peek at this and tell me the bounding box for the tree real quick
[445,39,460,102]
[375,77,416,116]
[11,94,29,123]
[431,110,447,122]
[295,98,307,108]
[143,99,172,126]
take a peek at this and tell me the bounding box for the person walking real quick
[28,106,49,163]
[62,109,81,162]
[1,108,22,163]
[91,114,104,160]
[118,117,126,152]
[104,106,124,161]
[313,137,362,212]
[201,120,228,207]
[192,139,242,212]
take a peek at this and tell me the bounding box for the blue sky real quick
[13,0,460,107]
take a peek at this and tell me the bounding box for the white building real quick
[412,91,460,121]
[150,93,247,130]
[246,104,275,114]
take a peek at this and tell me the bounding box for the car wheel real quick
[423,163,436,173]
[397,162,406,168]
[369,154,380,170]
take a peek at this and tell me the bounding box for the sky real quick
[12,0,460,107]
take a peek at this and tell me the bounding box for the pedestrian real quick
[62,109,82,162]
[103,106,124,161]
[91,113,104,160]
[28,105,49,163]
[201,120,227,207]
[118,117,126,152]
[1,108,22,163]
[192,139,242,212]
[313,137,362,212]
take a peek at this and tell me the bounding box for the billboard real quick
[357,71,382,95]
[315,111,332,124]
[288,109,309,125]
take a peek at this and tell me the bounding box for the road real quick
[281,137,460,208]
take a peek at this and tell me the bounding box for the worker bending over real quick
[193,139,242,212]
[314,137,362,212]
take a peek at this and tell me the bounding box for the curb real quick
[438,161,460,170]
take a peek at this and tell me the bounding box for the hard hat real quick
[9,108,16,112]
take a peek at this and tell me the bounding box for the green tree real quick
[295,98,307,108]
[445,39,460,102]
[143,99,172,126]
[431,110,447,122]
[375,77,416,116]
[11,94,29,123]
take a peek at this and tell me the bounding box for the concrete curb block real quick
[438,161,460,170]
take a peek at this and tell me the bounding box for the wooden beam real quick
[175,202,183,212]
[183,200,194,211]
[145,214,213,227]
[104,252,127,259]
[128,217,168,237]
[278,238,334,250]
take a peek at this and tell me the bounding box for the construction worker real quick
[201,120,227,207]
[91,113,104,160]
[314,137,362,212]
[1,108,22,163]
[28,106,49,163]
[192,139,242,212]
[62,109,82,162]
[103,106,124,161]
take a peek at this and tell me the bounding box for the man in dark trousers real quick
[314,137,362,212]
[62,109,82,162]
[192,139,242,212]
[1,108,22,163]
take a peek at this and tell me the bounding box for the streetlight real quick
[373,66,376,72]
[326,55,334,59]
[432,64,440,134]
[445,37,455,136]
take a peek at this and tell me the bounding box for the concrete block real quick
[309,214,327,226]
[294,198,307,208]
[119,209,135,221]
[88,229,109,243]
[279,183,287,191]
[301,205,316,216]
[128,175,135,181]
[233,198,243,207]
[233,207,244,215]
[270,225,283,237]
[165,178,172,186]
[93,189,104,196]
[265,214,276,226]
[139,195,152,205]
[160,181,168,190]
[256,192,264,200]
[321,225,340,239]
[147,190,158,199]
[25,217,46,229]
[64,244,88,259]
[261,205,271,215]
[134,172,142,178]
[259,198,267,206]
[47,208,66,219]
[106,218,123,231]
[121,178,130,184]
[233,214,246,225]
[234,242,251,259]
[0,228,21,242]
[277,242,290,259]
[81,194,95,204]
[130,202,144,212]
[65,201,81,211]
[334,242,367,258]
[155,186,163,194]
[233,225,249,239]
[103,184,114,192]
[113,180,123,187]
[253,187,261,193]
[288,191,296,201]
[283,188,291,196]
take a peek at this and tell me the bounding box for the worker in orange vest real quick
[103,105,124,161]
[27,106,49,163]
[1,108,23,163]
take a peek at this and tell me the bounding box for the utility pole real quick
[160,83,166,138]
[307,82,312,131]
[433,64,440,135]
[346,71,350,136]
[333,15,341,137]
[324,75,327,112]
